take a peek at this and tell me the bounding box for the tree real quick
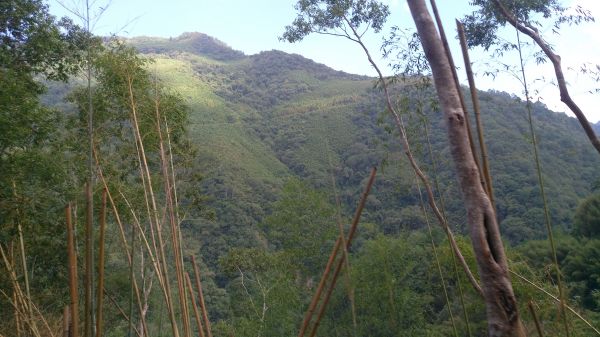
[463,0,600,155]
[0,0,88,330]
[407,0,526,335]
[573,193,600,239]
[282,0,482,300]
[261,178,337,276]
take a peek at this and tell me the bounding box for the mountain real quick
[123,33,600,263]
[128,32,245,61]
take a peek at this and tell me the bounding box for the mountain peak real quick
[128,32,245,61]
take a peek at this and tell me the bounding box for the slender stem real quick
[191,256,212,337]
[95,189,107,337]
[94,150,150,337]
[415,177,459,337]
[456,20,495,208]
[493,0,600,155]
[325,139,357,334]
[297,237,342,337]
[515,26,571,337]
[11,182,32,324]
[128,216,136,337]
[185,272,206,337]
[66,204,80,337]
[510,270,600,335]
[423,123,473,337]
[528,300,545,337]
[84,1,95,335]
[63,306,70,337]
[341,14,482,296]
[307,168,377,337]
[126,72,180,337]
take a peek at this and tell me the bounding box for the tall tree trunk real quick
[407,1,526,336]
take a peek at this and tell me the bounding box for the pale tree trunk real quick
[407,1,526,336]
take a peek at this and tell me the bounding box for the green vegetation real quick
[2,0,600,336]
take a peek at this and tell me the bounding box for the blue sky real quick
[48,0,600,122]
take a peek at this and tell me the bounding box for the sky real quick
[47,0,600,122]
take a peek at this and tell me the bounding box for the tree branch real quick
[493,0,600,155]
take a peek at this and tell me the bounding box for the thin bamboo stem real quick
[340,14,482,296]
[96,189,107,337]
[104,288,142,337]
[66,204,80,337]
[297,237,342,337]
[510,270,600,335]
[154,91,190,337]
[515,27,571,337]
[11,182,32,323]
[415,177,459,337]
[185,272,206,337]
[128,216,136,337]
[84,181,94,337]
[306,167,377,337]
[528,300,544,337]
[191,256,212,337]
[456,20,495,208]
[423,123,473,336]
[15,286,22,337]
[325,140,357,334]
[84,1,95,333]
[63,306,70,337]
[126,72,179,337]
[94,150,149,337]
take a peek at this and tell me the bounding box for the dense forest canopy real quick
[1,0,600,336]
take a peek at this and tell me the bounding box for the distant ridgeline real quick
[51,32,598,268]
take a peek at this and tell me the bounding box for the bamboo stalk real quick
[128,214,136,337]
[84,182,94,337]
[305,167,377,337]
[96,189,107,337]
[191,256,212,337]
[510,269,600,335]
[423,123,473,336]
[11,182,32,324]
[514,26,571,337]
[337,14,483,297]
[66,204,80,337]
[64,306,70,337]
[0,288,40,337]
[15,286,22,337]
[415,177,459,337]
[94,153,149,337]
[104,288,142,337]
[324,140,357,333]
[185,272,206,337]
[456,20,495,207]
[297,237,342,337]
[8,243,22,337]
[155,96,190,337]
[528,300,544,337]
[126,73,180,337]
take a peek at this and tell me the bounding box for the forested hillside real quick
[3,1,600,336]
[124,33,599,252]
